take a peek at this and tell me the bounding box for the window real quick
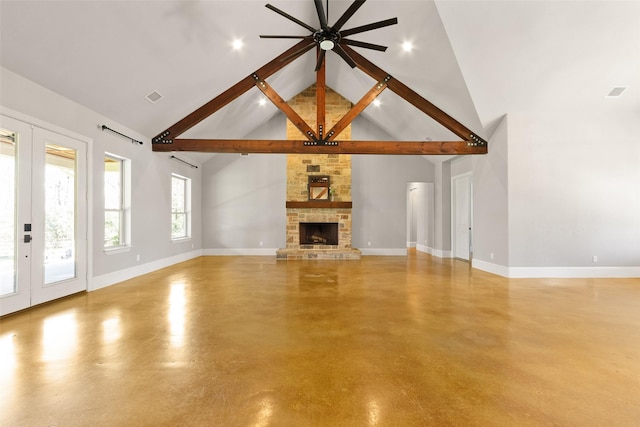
[171,174,191,240]
[104,154,130,249]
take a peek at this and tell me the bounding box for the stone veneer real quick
[276,85,361,260]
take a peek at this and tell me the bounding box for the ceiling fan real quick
[260,0,398,71]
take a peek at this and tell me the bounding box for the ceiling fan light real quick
[320,39,334,50]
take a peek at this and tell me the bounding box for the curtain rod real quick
[101,125,143,145]
[170,155,198,169]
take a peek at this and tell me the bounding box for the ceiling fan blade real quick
[333,44,357,68]
[315,49,326,72]
[314,0,329,30]
[260,35,312,39]
[342,39,388,52]
[265,3,317,33]
[340,17,398,37]
[331,0,366,32]
[279,40,316,62]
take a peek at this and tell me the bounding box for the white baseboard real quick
[416,244,434,255]
[506,266,640,279]
[359,248,407,256]
[472,259,640,278]
[202,248,277,256]
[407,241,417,248]
[471,259,511,277]
[416,245,455,259]
[90,249,202,291]
[432,249,453,258]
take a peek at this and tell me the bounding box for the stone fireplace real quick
[276,85,361,260]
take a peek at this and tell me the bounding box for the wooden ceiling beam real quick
[316,48,326,140]
[341,44,486,144]
[152,39,315,143]
[153,139,487,155]
[254,76,317,140]
[326,75,389,141]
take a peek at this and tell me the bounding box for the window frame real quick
[104,153,131,252]
[171,173,191,241]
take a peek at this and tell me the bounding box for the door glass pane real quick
[0,129,16,295]
[44,143,76,284]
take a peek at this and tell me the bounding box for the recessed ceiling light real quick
[402,41,413,52]
[145,91,163,103]
[605,86,628,98]
[373,99,381,107]
[258,98,267,106]
[232,38,244,50]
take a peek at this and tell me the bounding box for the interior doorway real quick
[407,184,419,248]
[406,182,434,252]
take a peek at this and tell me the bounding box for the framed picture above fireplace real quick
[308,175,330,201]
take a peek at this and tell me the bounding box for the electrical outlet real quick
[259,241,263,247]
[490,253,494,260]
[367,241,371,247]
[136,254,140,262]
[592,255,598,263]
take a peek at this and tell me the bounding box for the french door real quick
[0,114,87,316]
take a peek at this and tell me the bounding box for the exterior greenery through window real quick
[104,154,130,248]
[171,174,191,239]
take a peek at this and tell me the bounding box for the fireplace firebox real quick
[299,222,339,246]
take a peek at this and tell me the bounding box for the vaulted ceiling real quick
[1,0,638,156]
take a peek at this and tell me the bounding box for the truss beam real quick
[153,139,487,155]
[152,39,315,144]
[341,44,487,145]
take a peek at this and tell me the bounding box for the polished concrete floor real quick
[1,253,639,426]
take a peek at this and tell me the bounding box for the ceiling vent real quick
[145,91,163,103]
[606,86,628,98]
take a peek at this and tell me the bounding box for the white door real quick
[452,174,472,261]
[0,115,87,316]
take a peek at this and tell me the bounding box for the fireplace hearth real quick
[299,222,338,246]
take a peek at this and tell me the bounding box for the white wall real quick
[465,110,639,277]
[507,110,640,270]
[350,155,434,252]
[1,67,202,288]
[201,153,287,252]
[200,114,287,253]
[433,161,452,257]
[471,115,510,273]
[351,116,435,253]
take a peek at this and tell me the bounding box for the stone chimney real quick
[276,85,361,260]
